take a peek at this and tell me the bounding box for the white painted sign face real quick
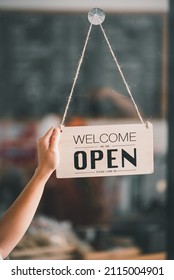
[56,123,154,178]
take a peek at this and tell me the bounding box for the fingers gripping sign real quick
[37,127,61,175]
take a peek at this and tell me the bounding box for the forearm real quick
[0,169,52,259]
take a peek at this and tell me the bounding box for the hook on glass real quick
[88,8,105,25]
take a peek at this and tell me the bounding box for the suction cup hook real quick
[88,8,105,25]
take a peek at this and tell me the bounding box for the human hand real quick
[36,127,60,177]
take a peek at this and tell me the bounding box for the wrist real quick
[34,167,53,183]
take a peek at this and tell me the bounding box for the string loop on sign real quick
[60,22,93,127]
[98,21,145,125]
[60,8,145,127]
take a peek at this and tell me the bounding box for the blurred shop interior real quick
[0,0,171,259]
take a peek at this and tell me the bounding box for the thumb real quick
[49,128,60,151]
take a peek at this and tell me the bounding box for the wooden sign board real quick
[56,123,154,178]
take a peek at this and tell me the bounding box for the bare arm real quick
[0,127,60,259]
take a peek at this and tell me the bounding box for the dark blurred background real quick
[0,0,170,260]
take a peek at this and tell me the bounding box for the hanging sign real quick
[56,123,154,178]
